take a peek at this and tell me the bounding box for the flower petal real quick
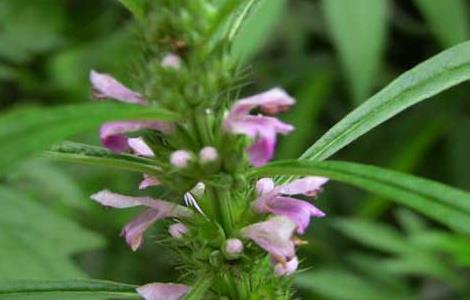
[139,174,160,190]
[276,176,329,196]
[121,208,161,251]
[161,53,182,69]
[274,256,299,276]
[90,70,145,104]
[241,216,296,261]
[90,190,193,218]
[100,121,172,152]
[256,178,275,195]
[231,88,295,116]
[265,196,325,234]
[137,283,191,300]
[128,137,155,157]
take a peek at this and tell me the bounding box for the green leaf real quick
[0,102,178,172]
[296,269,410,300]
[0,186,103,280]
[231,0,286,62]
[323,0,388,104]
[299,40,470,162]
[117,0,145,20]
[0,279,138,299]
[46,142,160,174]
[333,219,416,254]
[413,0,469,47]
[250,160,470,235]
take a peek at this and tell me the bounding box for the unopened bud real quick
[169,223,188,239]
[170,150,192,168]
[224,238,243,259]
[161,53,182,69]
[199,146,218,164]
[274,256,299,277]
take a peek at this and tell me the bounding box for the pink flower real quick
[139,174,160,190]
[161,53,182,69]
[128,137,155,157]
[170,150,193,168]
[169,222,188,239]
[90,190,192,251]
[224,238,244,255]
[137,283,191,300]
[90,70,172,152]
[241,216,297,262]
[253,177,328,234]
[90,70,145,104]
[224,88,295,167]
[274,256,299,277]
[199,146,218,164]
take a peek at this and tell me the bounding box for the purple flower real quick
[91,190,192,251]
[253,177,328,234]
[241,216,297,262]
[137,282,191,300]
[90,70,173,152]
[224,88,295,167]
[170,150,193,168]
[224,238,244,255]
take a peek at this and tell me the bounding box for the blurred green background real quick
[1,0,470,299]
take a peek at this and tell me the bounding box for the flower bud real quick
[169,223,188,239]
[223,238,243,259]
[274,256,299,277]
[199,146,218,164]
[170,150,192,168]
[161,53,182,69]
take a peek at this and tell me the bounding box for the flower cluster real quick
[89,52,328,299]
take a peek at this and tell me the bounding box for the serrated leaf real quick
[299,40,470,162]
[250,160,470,235]
[46,142,160,174]
[323,0,388,104]
[0,186,103,280]
[413,0,469,47]
[0,279,138,299]
[0,102,178,172]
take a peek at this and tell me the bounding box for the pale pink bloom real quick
[161,53,182,69]
[224,238,244,255]
[224,88,295,167]
[170,150,193,168]
[90,70,145,104]
[253,177,328,234]
[169,223,188,239]
[241,216,296,262]
[128,137,155,157]
[100,121,171,153]
[199,146,218,163]
[274,256,299,276]
[90,70,173,152]
[139,174,160,190]
[137,283,190,300]
[90,190,192,251]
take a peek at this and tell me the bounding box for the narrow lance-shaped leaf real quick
[299,40,470,162]
[250,160,470,235]
[323,0,388,104]
[413,0,469,48]
[0,279,139,299]
[46,142,161,174]
[0,102,178,172]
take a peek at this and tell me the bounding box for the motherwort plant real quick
[87,1,328,299]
